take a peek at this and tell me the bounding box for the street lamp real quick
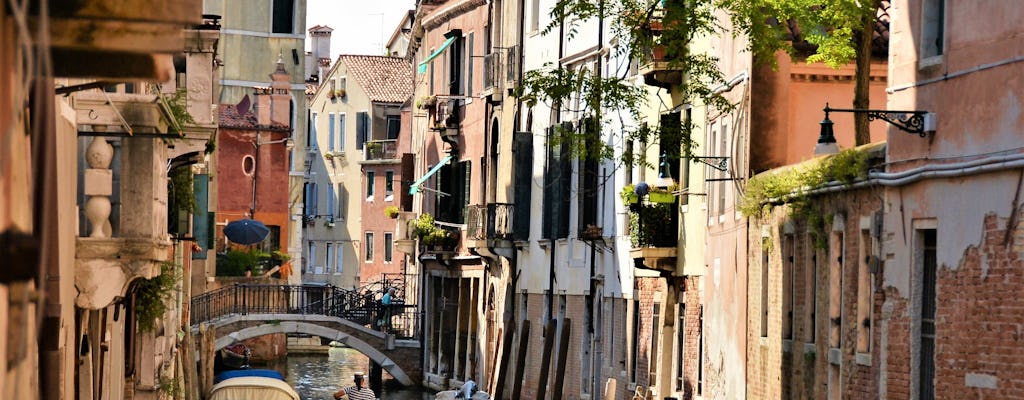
[816,102,935,154]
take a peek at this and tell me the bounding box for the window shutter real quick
[579,117,599,231]
[467,33,474,97]
[356,112,368,150]
[328,113,336,151]
[543,126,556,240]
[462,161,471,224]
[192,174,210,258]
[557,122,573,239]
[513,132,533,240]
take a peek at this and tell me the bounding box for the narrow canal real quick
[263,347,432,400]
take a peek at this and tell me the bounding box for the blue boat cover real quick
[214,369,285,384]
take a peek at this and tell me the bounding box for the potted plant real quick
[384,206,400,219]
[416,95,437,110]
[648,184,678,204]
[366,141,383,157]
[620,184,639,205]
[335,89,346,98]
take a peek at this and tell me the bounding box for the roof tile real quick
[337,55,413,103]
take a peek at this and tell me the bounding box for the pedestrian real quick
[333,371,376,400]
[379,287,395,330]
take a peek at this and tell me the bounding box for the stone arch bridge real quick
[190,283,421,387]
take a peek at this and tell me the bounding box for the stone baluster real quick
[83,137,113,238]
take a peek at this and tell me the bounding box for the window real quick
[761,236,770,338]
[783,234,795,341]
[436,160,471,224]
[304,182,318,216]
[918,228,937,400]
[630,298,640,383]
[338,114,346,151]
[336,243,344,273]
[530,0,540,32]
[337,184,347,219]
[681,108,692,205]
[650,303,662,382]
[579,118,600,232]
[366,171,375,198]
[466,32,474,97]
[385,171,394,197]
[326,243,334,273]
[386,115,401,140]
[921,0,945,59]
[310,112,318,149]
[829,230,845,349]
[659,111,682,183]
[307,241,318,273]
[718,124,728,217]
[326,185,335,217]
[543,124,572,239]
[806,233,818,344]
[857,228,873,353]
[356,112,369,150]
[384,232,394,263]
[449,33,464,96]
[272,0,295,34]
[675,303,685,392]
[328,113,336,151]
[365,232,374,262]
[513,132,533,240]
[697,305,704,395]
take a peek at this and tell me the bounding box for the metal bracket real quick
[690,156,729,171]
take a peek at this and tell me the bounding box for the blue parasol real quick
[223,219,270,245]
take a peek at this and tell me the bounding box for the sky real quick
[306,0,416,57]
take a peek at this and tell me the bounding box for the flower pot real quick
[649,192,675,204]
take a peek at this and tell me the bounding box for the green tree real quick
[517,0,732,170]
[719,0,886,145]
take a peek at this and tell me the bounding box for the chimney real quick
[269,59,292,127]
[308,25,333,81]
[254,86,272,127]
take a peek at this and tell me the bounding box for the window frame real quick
[364,232,375,262]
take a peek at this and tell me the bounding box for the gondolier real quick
[333,372,376,400]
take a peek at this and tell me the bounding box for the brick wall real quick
[747,187,883,400]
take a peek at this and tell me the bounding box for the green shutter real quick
[192,174,210,259]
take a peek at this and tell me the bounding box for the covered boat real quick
[210,369,300,400]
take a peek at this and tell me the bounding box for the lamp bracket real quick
[824,104,930,137]
[690,156,730,171]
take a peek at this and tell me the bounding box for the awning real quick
[417,36,457,74]
[409,155,453,195]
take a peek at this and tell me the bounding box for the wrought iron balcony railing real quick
[466,203,518,241]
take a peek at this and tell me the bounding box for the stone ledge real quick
[630,247,678,273]
[75,236,172,309]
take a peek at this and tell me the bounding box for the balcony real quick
[466,203,517,259]
[482,52,501,101]
[362,139,399,163]
[640,46,685,89]
[628,201,679,274]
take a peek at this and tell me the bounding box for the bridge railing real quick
[190,284,420,340]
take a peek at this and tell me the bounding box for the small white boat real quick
[209,369,300,400]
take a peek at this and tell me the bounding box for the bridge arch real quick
[213,320,414,386]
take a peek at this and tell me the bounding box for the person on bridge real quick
[333,371,376,400]
[379,287,395,331]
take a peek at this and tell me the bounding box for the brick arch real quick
[213,321,414,386]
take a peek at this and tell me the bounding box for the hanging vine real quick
[134,262,179,332]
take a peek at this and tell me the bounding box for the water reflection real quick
[264,347,432,400]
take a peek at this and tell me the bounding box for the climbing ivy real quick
[135,262,179,332]
[169,167,197,213]
[739,148,869,218]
